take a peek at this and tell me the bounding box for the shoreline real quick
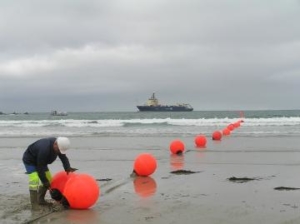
[2,135,300,223]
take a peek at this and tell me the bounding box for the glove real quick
[66,167,78,175]
[50,188,63,201]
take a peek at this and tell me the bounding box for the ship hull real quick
[137,105,193,112]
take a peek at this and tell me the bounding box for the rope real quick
[23,210,55,224]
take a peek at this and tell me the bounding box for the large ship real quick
[137,93,193,112]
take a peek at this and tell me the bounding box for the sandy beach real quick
[2,135,300,224]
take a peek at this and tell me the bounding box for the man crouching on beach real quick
[22,137,77,210]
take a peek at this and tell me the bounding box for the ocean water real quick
[2,110,300,213]
[0,110,300,138]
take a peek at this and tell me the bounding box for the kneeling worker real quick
[22,137,77,210]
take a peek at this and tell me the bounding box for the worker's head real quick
[55,137,70,154]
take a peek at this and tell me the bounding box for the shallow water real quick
[2,121,300,223]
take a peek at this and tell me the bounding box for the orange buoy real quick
[222,128,231,136]
[227,124,235,131]
[169,140,185,154]
[133,176,157,198]
[134,153,157,176]
[63,173,100,209]
[212,131,222,140]
[194,135,207,147]
[233,122,240,128]
[51,170,75,193]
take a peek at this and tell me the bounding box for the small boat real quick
[50,110,68,116]
[137,93,193,112]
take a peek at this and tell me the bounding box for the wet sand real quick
[2,135,300,223]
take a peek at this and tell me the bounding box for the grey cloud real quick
[0,0,300,112]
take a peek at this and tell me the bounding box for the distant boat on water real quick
[50,110,68,116]
[0,111,28,115]
[137,93,193,112]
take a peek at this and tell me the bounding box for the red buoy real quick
[212,131,222,141]
[63,173,100,209]
[51,171,100,209]
[51,171,75,193]
[233,122,240,128]
[222,128,231,136]
[194,135,207,147]
[170,140,185,154]
[227,124,235,131]
[134,153,157,176]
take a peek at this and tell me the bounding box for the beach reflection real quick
[195,145,207,150]
[133,176,157,198]
[66,209,99,223]
[170,154,185,171]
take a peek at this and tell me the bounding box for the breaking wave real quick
[0,117,300,137]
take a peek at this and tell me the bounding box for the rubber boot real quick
[30,190,40,211]
[38,186,52,206]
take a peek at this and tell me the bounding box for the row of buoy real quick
[133,119,245,177]
[50,118,244,209]
[51,169,157,209]
[212,119,243,141]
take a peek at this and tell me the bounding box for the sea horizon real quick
[1,110,300,138]
[1,109,300,113]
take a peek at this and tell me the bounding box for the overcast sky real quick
[0,0,300,112]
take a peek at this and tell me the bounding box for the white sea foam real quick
[0,116,300,137]
[0,117,300,128]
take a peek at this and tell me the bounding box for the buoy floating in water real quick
[170,140,185,154]
[133,153,157,177]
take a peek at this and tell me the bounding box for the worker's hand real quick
[66,167,78,175]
